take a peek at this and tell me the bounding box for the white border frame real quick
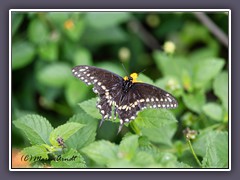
[9,9,231,171]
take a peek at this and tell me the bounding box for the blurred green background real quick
[11,11,229,168]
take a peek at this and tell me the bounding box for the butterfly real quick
[72,65,178,133]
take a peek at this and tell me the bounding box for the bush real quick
[12,11,229,168]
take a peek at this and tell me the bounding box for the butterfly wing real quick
[117,82,178,124]
[72,65,123,94]
[72,65,124,124]
[72,65,178,133]
[133,83,178,108]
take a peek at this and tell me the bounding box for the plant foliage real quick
[12,12,229,169]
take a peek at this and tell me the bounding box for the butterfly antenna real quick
[139,68,146,75]
[121,63,129,76]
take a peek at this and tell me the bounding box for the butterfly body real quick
[72,65,178,133]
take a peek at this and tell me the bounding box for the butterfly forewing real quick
[72,65,123,93]
[72,65,123,122]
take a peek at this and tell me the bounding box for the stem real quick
[128,19,162,50]
[130,121,142,135]
[187,139,202,168]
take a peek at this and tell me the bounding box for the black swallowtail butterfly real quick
[72,65,178,133]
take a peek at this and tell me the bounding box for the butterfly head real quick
[124,73,142,83]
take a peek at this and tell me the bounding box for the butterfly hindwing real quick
[132,83,178,109]
[116,82,178,125]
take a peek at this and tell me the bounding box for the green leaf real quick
[138,135,151,147]
[181,70,193,92]
[193,58,225,88]
[183,91,206,114]
[157,152,178,168]
[81,140,118,165]
[28,19,49,44]
[51,149,86,168]
[179,151,201,168]
[65,79,90,106]
[49,122,84,147]
[36,63,72,87]
[79,98,101,119]
[22,145,49,161]
[139,143,181,167]
[38,42,58,62]
[155,76,183,97]
[46,12,69,27]
[108,159,139,168]
[12,12,24,36]
[180,22,211,45]
[132,151,157,167]
[135,109,177,146]
[109,150,158,168]
[142,121,177,146]
[202,103,223,121]
[13,114,53,145]
[153,51,190,79]
[192,131,209,157]
[86,12,131,29]
[201,131,228,168]
[175,162,192,168]
[82,26,127,46]
[193,130,228,158]
[66,112,98,150]
[73,48,93,66]
[64,20,85,41]
[118,135,139,160]
[135,109,177,128]
[190,48,217,62]
[12,41,36,70]
[213,71,228,110]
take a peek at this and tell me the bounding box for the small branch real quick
[193,12,228,48]
[128,19,162,50]
[129,13,228,50]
